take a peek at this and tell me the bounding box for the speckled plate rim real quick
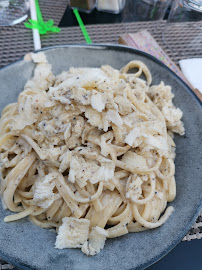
[0,44,201,270]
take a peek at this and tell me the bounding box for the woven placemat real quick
[1,20,202,67]
[0,3,201,269]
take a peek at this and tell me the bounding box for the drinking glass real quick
[163,0,202,57]
[0,0,29,26]
[121,0,171,29]
[140,0,171,20]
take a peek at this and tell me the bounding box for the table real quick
[0,1,201,269]
[59,0,170,27]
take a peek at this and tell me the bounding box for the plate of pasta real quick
[0,45,201,270]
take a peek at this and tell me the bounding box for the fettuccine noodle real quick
[0,53,184,256]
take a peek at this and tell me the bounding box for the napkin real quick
[179,58,202,94]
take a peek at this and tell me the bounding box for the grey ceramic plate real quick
[0,45,201,270]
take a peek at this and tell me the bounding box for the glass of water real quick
[120,0,171,29]
[163,0,202,57]
[140,0,171,20]
[0,0,29,26]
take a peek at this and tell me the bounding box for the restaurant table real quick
[0,1,201,269]
[59,0,171,27]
